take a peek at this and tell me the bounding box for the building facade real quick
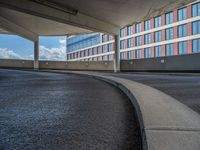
[67,0,200,62]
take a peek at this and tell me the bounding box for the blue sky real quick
[0,34,66,60]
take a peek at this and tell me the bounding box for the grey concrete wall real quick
[0,59,33,69]
[39,61,114,71]
[121,53,200,72]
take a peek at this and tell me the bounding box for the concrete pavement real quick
[0,69,142,150]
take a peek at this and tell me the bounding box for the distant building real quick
[66,0,200,61]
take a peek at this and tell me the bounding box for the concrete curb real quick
[60,71,200,150]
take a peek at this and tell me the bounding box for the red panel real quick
[141,49,144,58]
[187,5,192,18]
[151,32,154,43]
[174,42,178,55]
[141,22,144,32]
[162,45,166,56]
[161,14,165,26]
[151,47,154,57]
[174,26,178,39]
[141,35,144,45]
[188,40,192,54]
[173,10,178,22]
[162,29,165,41]
[151,18,154,29]
[132,25,135,34]
[187,23,192,36]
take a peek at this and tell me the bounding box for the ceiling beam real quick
[0,15,38,41]
[0,0,120,35]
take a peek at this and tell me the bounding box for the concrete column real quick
[114,34,120,72]
[34,39,39,70]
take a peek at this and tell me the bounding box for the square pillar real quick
[114,34,120,72]
[34,39,39,70]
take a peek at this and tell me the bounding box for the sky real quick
[0,34,66,60]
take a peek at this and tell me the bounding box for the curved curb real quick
[62,71,200,150]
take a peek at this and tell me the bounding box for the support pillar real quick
[34,39,39,70]
[114,34,120,72]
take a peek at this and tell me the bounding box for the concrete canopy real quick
[0,0,195,39]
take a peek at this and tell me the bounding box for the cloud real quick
[0,38,67,60]
[0,48,23,59]
[39,39,66,60]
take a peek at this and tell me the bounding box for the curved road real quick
[0,69,141,150]
[103,72,200,114]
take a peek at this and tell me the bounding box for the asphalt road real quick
[103,72,200,114]
[0,69,141,150]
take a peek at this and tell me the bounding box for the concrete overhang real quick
[0,0,196,39]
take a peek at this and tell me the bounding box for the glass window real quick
[135,36,142,46]
[165,27,174,40]
[192,20,200,35]
[154,31,162,42]
[145,47,151,58]
[178,24,187,37]
[127,25,133,35]
[178,41,187,54]
[165,12,174,24]
[166,43,174,56]
[178,7,187,21]
[192,39,200,53]
[92,48,96,55]
[144,34,151,44]
[154,46,162,57]
[97,46,101,54]
[102,34,107,43]
[120,28,126,37]
[120,40,126,49]
[135,49,142,59]
[145,20,151,31]
[108,35,113,41]
[127,51,134,60]
[135,23,142,33]
[120,52,126,60]
[108,54,112,61]
[127,38,134,48]
[192,2,200,17]
[102,45,107,53]
[108,43,112,52]
[154,16,161,28]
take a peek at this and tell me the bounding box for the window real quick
[144,34,151,44]
[192,2,200,17]
[120,52,126,60]
[120,28,126,37]
[178,41,187,54]
[165,28,174,40]
[135,23,142,33]
[108,54,112,61]
[192,20,200,35]
[135,49,142,59]
[166,44,174,56]
[192,39,200,53]
[102,34,107,42]
[154,16,161,28]
[165,12,174,24]
[178,24,187,37]
[145,47,151,58]
[154,46,162,57]
[145,20,151,30]
[92,48,96,55]
[120,40,126,49]
[108,43,112,52]
[127,26,133,35]
[135,36,142,46]
[178,7,187,21]
[108,35,113,41]
[97,46,101,54]
[127,51,134,60]
[154,31,162,42]
[102,45,107,53]
[127,38,134,48]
